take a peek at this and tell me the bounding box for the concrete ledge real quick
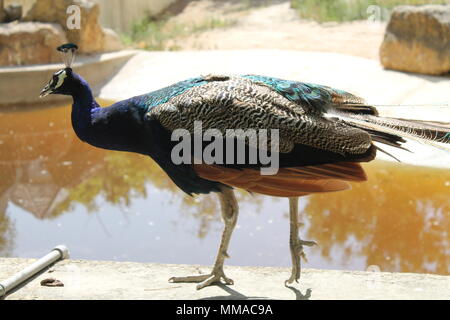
[0,50,137,107]
[1,258,449,300]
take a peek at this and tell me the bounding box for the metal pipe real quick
[0,245,69,298]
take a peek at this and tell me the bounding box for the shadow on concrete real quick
[199,283,268,300]
[198,283,312,300]
[285,285,312,300]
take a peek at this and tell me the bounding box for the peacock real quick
[40,44,450,290]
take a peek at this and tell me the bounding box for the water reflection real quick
[0,103,449,275]
[306,162,450,275]
[0,103,194,216]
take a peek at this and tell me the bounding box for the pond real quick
[0,101,449,276]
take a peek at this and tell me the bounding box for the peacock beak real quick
[39,83,53,98]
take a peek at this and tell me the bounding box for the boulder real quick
[0,22,68,66]
[23,0,105,53]
[380,5,450,75]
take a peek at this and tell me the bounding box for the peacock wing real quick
[145,75,373,160]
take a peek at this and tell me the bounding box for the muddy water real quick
[0,103,449,275]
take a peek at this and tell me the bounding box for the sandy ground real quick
[165,1,386,60]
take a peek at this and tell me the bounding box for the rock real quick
[0,22,68,66]
[23,0,105,54]
[380,5,450,75]
[4,3,22,22]
[101,27,123,52]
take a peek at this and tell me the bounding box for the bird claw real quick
[196,272,234,290]
[286,238,317,285]
[169,268,234,290]
[299,239,317,247]
[298,239,317,263]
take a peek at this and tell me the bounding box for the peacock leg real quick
[285,197,317,285]
[169,186,238,290]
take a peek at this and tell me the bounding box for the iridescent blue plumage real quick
[242,75,333,111]
[141,77,208,109]
[241,74,367,114]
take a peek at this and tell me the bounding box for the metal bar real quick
[0,245,69,298]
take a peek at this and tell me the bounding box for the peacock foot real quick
[285,238,317,286]
[169,267,234,290]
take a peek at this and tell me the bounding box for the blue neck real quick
[70,76,99,141]
[71,75,98,109]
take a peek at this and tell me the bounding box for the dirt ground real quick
[165,0,386,60]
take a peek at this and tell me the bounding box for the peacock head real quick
[40,43,80,98]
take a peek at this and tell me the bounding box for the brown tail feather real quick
[193,162,367,197]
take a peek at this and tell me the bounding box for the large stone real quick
[380,5,450,75]
[23,0,104,53]
[0,22,67,66]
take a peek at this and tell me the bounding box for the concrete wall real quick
[94,0,178,33]
[0,50,135,107]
